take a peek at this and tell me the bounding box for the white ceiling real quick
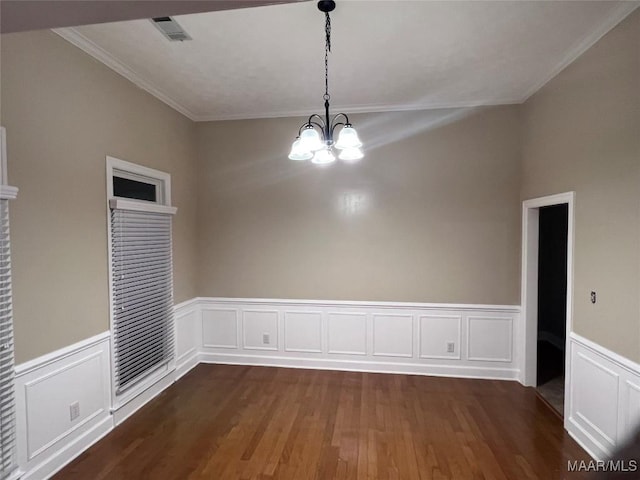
[0,0,303,34]
[55,1,638,121]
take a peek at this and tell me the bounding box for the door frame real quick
[520,191,575,421]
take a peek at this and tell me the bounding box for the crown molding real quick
[189,98,523,122]
[52,27,199,121]
[520,2,639,102]
[54,2,639,122]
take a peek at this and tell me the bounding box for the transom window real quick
[107,157,170,206]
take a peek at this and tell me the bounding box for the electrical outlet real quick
[262,333,270,345]
[69,401,80,421]
[446,342,455,353]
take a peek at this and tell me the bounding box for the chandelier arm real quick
[307,113,326,127]
[329,121,346,137]
[297,124,308,136]
[330,112,350,126]
[308,121,325,132]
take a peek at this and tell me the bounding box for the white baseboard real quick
[566,332,640,460]
[200,352,519,380]
[21,416,113,480]
[567,416,611,461]
[176,350,200,380]
[111,367,176,426]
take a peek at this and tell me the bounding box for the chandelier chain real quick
[324,11,331,101]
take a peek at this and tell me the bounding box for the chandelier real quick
[288,0,363,164]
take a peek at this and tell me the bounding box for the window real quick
[0,127,18,480]
[108,158,168,205]
[112,176,157,203]
[107,157,176,397]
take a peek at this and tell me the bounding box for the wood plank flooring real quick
[54,365,590,480]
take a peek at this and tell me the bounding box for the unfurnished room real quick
[0,0,639,479]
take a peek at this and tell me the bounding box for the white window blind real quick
[111,205,175,395]
[0,199,16,480]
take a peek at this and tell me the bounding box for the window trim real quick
[106,156,171,207]
[105,156,176,412]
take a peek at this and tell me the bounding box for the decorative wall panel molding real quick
[198,297,520,380]
[174,299,201,380]
[566,333,640,460]
[201,308,239,350]
[14,332,112,480]
[419,315,462,360]
[327,312,367,356]
[467,316,513,362]
[372,314,413,358]
[284,311,323,353]
[242,310,279,351]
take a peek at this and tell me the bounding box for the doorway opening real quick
[521,192,574,422]
[535,204,568,415]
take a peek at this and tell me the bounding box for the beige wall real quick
[2,9,637,365]
[521,11,640,361]
[1,30,198,363]
[195,106,522,304]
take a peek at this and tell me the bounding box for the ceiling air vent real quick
[151,17,192,42]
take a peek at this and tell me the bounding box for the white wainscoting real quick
[14,332,112,480]
[175,299,201,380]
[197,298,521,380]
[18,298,640,477]
[566,332,640,460]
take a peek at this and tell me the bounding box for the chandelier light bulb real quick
[311,146,336,165]
[288,138,313,161]
[334,125,362,150]
[299,126,323,152]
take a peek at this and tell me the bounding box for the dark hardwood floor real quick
[54,364,590,480]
